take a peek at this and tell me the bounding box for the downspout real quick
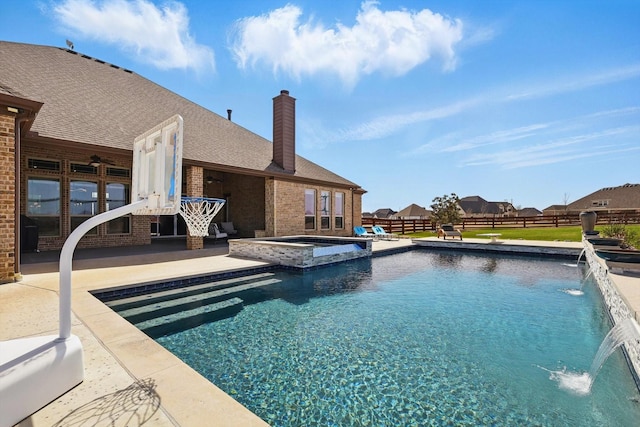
[14,115,28,281]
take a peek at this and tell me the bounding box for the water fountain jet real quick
[548,318,640,395]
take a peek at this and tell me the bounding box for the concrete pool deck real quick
[2,237,638,426]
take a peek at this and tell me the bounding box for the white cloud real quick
[461,126,640,169]
[229,1,463,87]
[308,63,640,151]
[441,123,550,152]
[504,65,640,102]
[52,0,215,72]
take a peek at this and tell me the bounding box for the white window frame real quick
[305,189,316,230]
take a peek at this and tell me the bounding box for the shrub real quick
[600,224,639,249]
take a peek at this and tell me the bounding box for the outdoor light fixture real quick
[88,155,114,167]
[206,176,223,184]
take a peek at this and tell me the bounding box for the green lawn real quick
[406,225,640,243]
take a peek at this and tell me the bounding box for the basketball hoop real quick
[178,197,226,237]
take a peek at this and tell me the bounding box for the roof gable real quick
[567,183,640,210]
[396,203,431,217]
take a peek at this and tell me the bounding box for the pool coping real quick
[5,237,640,426]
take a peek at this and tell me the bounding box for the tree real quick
[430,193,462,225]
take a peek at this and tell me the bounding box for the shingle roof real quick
[567,183,640,210]
[458,195,491,214]
[396,203,431,218]
[542,204,567,212]
[0,41,359,188]
[459,195,514,215]
[517,207,542,216]
[372,208,396,218]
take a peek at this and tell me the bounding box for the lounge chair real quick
[438,224,462,240]
[354,226,377,239]
[221,222,238,236]
[208,223,228,241]
[371,225,399,240]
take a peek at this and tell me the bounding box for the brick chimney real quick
[273,89,296,173]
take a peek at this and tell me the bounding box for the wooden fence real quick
[362,212,640,234]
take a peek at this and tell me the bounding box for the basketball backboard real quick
[131,114,183,215]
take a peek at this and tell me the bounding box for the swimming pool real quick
[111,250,640,426]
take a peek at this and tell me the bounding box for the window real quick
[70,180,98,234]
[592,199,609,207]
[28,158,60,171]
[320,191,330,229]
[106,167,130,178]
[335,192,344,229]
[70,163,97,174]
[106,182,131,234]
[305,189,316,230]
[27,177,60,236]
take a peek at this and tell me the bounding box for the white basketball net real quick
[178,198,225,237]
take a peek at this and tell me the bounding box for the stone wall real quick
[229,237,371,268]
[584,242,640,385]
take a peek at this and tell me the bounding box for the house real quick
[0,41,365,283]
[566,183,640,214]
[542,205,568,216]
[516,207,542,217]
[372,208,397,219]
[394,204,432,220]
[458,196,515,217]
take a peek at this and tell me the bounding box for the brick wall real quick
[185,166,203,249]
[0,113,16,283]
[21,141,150,251]
[16,139,364,253]
[201,172,266,238]
[267,180,359,237]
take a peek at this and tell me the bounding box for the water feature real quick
[560,248,595,297]
[228,235,371,268]
[577,247,587,264]
[134,251,640,426]
[547,318,640,396]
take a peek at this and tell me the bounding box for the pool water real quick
[155,250,640,426]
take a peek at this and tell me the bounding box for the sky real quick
[2,1,639,213]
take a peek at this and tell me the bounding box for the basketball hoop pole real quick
[58,200,147,339]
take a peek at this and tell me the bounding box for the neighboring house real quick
[0,41,365,283]
[372,208,397,219]
[394,204,432,220]
[458,196,516,217]
[517,207,542,217]
[542,205,568,216]
[566,183,640,214]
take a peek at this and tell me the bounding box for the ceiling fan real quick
[88,155,115,167]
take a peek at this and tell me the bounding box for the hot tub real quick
[228,236,372,268]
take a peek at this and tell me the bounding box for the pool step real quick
[118,278,281,324]
[105,272,277,311]
[135,297,244,338]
